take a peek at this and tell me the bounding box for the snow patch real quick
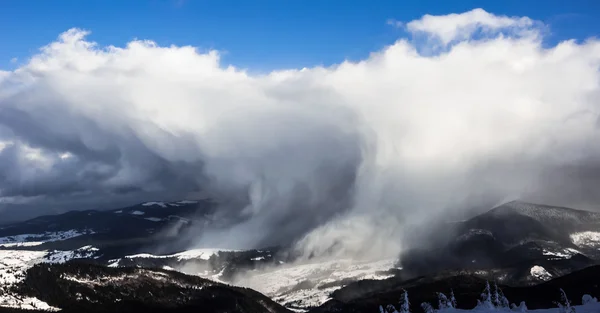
[502,201,600,225]
[0,250,60,311]
[107,259,121,268]
[44,245,100,264]
[125,248,236,261]
[177,200,198,204]
[210,268,227,283]
[0,296,61,311]
[542,248,580,259]
[0,241,46,248]
[144,217,163,222]
[0,229,94,248]
[142,202,167,208]
[571,231,600,248]
[530,265,552,281]
[130,210,145,215]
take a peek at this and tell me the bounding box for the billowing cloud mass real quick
[1,9,600,259]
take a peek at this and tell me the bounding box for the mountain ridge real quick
[2,199,600,312]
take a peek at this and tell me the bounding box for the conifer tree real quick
[437,292,451,310]
[399,289,410,313]
[555,289,575,313]
[449,289,457,309]
[420,302,435,313]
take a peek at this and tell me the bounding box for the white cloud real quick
[406,8,537,45]
[0,10,600,258]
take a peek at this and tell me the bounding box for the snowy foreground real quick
[380,284,600,313]
[421,304,600,313]
[415,300,600,313]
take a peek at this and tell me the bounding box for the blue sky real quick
[0,0,599,71]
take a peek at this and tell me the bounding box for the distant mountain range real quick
[400,201,600,284]
[1,200,600,312]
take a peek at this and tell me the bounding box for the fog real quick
[1,9,599,259]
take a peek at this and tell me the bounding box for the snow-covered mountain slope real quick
[0,199,217,261]
[482,201,600,258]
[0,199,210,235]
[105,247,279,282]
[399,200,600,285]
[0,244,278,311]
[492,201,600,226]
[44,246,100,264]
[13,262,292,313]
[236,258,397,312]
[570,231,600,248]
[0,229,94,248]
[0,247,83,311]
[99,246,398,311]
[124,248,237,261]
[465,201,600,247]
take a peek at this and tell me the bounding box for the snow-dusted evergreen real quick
[581,294,597,305]
[493,283,510,309]
[450,289,457,309]
[379,290,410,313]
[421,302,436,313]
[400,289,410,313]
[378,283,600,312]
[510,301,528,312]
[437,292,453,310]
[556,289,575,313]
[476,281,494,310]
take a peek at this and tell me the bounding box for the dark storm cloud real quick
[0,87,207,221]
